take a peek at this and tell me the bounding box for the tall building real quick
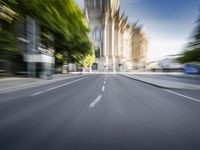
[132,27,148,69]
[84,0,148,72]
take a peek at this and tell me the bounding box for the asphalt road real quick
[1,74,200,150]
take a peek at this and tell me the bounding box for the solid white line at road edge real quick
[164,89,200,103]
[89,94,102,108]
[31,77,88,96]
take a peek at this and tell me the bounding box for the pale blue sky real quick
[120,0,200,60]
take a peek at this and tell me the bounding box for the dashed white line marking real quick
[104,81,106,84]
[31,92,44,96]
[102,85,105,92]
[164,89,200,103]
[31,77,88,96]
[89,94,102,108]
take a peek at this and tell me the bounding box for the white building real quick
[84,0,148,72]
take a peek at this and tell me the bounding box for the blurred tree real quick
[178,10,200,63]
[1,0,92,67]
[0,3,19,65]
[83,49,95,68]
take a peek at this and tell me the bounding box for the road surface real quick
[1,74,200,150]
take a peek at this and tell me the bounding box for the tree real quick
[0,0,93,66]
[83,50,95,68]
[0,2,20,65]
[178,9,200,63]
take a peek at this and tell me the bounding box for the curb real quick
[119,74,168,89]
[119,74,200,90]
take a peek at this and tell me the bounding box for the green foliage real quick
[55,53,63,62]
[0,0,92,65]
[0,3,18,23]
[177,49,200,63]
[178,11,200,63]
[0,2,19,60]
[83,50,95,67]
[0,29,18,58]
[0,16,18,60]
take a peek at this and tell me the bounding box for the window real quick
[95,48,100,58]
[90,0,94,9]
[93,27,101,41]
[96,0,100,8]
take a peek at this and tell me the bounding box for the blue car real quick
[183,64,200,74]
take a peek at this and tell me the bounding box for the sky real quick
[75,0,84,9]
[76,0,200,61]
[120,0,200,60]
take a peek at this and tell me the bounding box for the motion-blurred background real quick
[0,0,200,79]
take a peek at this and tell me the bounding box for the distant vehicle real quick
[183,64,200,74]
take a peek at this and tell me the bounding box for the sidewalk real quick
[122,71,200,79]
[121,74,200,90]
[0,74,82,93]
[167,73,200,80]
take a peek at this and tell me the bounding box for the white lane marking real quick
[102,85,105,92]
[164,89,200,103]
[89,94,102,108]
[0,75,88,94]
[104,81,106,84]
[31,77,88,96]
[31,92,44,96]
